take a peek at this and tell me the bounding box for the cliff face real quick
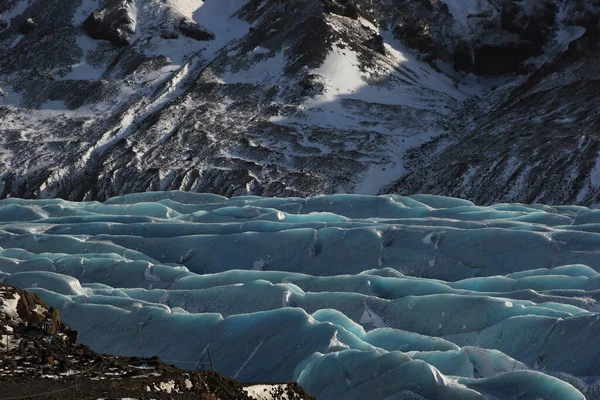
[0,283,314,399]
[1,0,599,205]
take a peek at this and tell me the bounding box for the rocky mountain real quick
[0,283,314,399]
[1,0,599,205]
[388,0,600,205]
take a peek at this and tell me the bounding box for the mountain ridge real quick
[1,0,599,205]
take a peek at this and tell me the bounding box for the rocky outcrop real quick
[390,0,598,76]
[82,0,136,46]
[177,19,215,41]
[500,1,558,44]
[18,18,37,35]
[322,0,359,19]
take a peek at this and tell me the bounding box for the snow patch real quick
[0,293,20,320]
[158,380,176,393]
[359,300,387,328]
[439,0,482,27]
[244,384,291,400]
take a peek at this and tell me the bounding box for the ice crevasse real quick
[2,191,600,399]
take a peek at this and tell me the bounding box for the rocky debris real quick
[322,0,359,19]
[0,284,315,400]
[363,31,386,55]
[82,0,136,46]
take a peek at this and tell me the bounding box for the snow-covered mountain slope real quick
[386,48,600,205]
[3,192,600,398]
[1,0,599,204]
[388,15,600,205]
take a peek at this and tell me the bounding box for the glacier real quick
[1,192,600,399]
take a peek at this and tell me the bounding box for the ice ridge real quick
[1,192,599,399]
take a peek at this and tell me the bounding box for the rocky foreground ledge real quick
[0,283,314,400]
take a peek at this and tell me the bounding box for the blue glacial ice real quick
[2,192,600,398]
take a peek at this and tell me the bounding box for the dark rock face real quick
[322,0,359,19]
[82,0,135,46]
[471,41,542,76]
[18,18,37,35]
[394,19,435,58]
[363,32,386,55]
[178,19,215,41]
[391,0,589,76]
[563,0,600,27]
[1,284,79,347]
[500,1,558,45]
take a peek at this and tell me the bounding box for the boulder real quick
[82,0,135,47]
[42,307,62,335]
[177,19,215,41]
[16,288,46,324]
[19,18,37,35]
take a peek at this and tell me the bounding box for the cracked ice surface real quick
[1,192,600,399]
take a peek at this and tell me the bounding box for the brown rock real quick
[15,288,47,324]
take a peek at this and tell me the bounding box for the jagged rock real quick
[363,32,386,55]
[64,329,79,345]
[177,19,215,41]
[43,307,61,335]
[570,24,600,52]
[500,1,558,44]
[322,0,359,19]
[16,288,46,324]
[82,0,135,46]
[564,0,600,27]
[160,29,179,39]
[393,19,435,58]
[298,74,325,97]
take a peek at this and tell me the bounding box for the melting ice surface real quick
[2,192,600,399]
